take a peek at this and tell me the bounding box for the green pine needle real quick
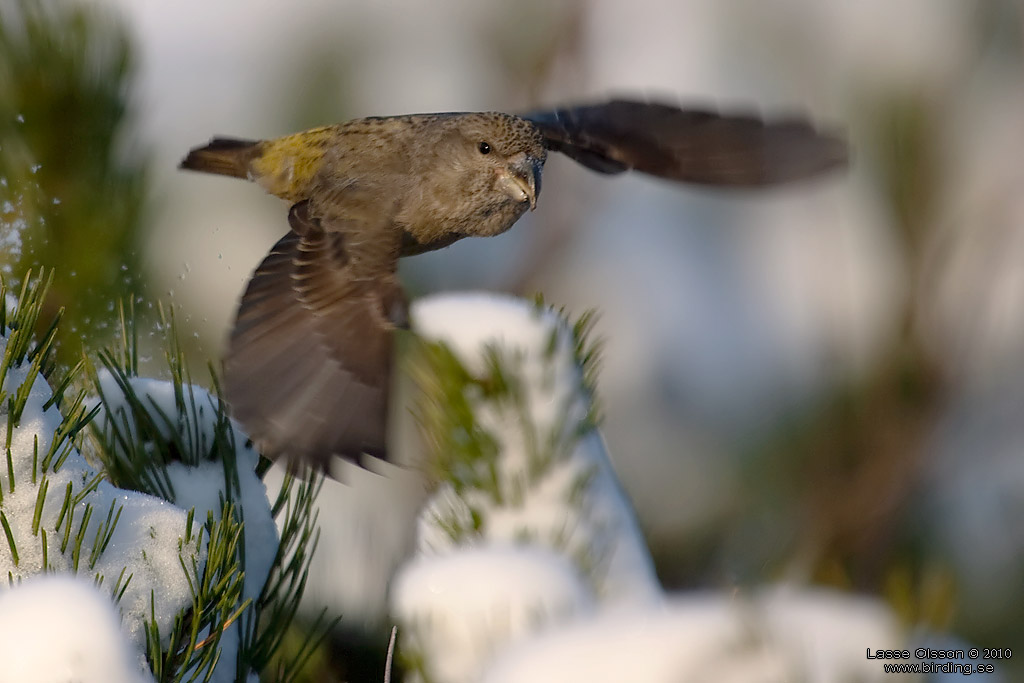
[0,511,18,566]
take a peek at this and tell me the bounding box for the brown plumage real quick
[180,99,847,469]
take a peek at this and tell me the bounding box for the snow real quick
[0,347,199,652]
[411,293,662,605]
[91,370,279,683]
[91,370,278,603]
[392,544,595,683]
[0,574,152,683]
[0,323,276,682]
[0,205,25,270]
[757,587,906,681]
[483,588,905,683]
[394,293,664,682]
[164,455,274,683]
[412,293,566,377]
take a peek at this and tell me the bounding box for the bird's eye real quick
[478,141,491,155]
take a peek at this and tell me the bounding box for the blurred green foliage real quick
[0,0,151,366]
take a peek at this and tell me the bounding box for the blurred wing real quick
[521,98,848,186]
[225,200,405,470]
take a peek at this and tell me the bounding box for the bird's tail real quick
[179,137,261,179]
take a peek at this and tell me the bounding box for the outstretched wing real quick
[224,199,406,470]
[521,98,847,186]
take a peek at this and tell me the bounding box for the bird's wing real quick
[224,198,405,470]
[521,98,847,186]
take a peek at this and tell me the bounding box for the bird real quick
[180,98,847,470]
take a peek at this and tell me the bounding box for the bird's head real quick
[430,112,547,237]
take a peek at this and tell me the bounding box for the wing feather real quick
[522,98,847,186]
[224,199,404,469]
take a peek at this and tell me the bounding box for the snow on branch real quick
[0,273,328,682]
[0,273,198,680]
[392,292,661,683]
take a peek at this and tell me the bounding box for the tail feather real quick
[180,137,261,179]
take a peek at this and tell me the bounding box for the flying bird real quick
[180,98,847,470]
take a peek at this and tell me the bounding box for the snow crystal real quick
[1,205,26,262]
[0,575,152,683]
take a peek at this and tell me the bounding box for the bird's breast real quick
[396,187,527,255]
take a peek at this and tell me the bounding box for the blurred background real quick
[2,0,1023,678]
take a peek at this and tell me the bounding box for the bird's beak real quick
[498,156,542,211]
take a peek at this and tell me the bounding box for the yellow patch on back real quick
[250,125,338,201]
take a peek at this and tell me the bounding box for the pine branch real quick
[0,270,204,674]
[394,293,661,683]
[87,300,332,682]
